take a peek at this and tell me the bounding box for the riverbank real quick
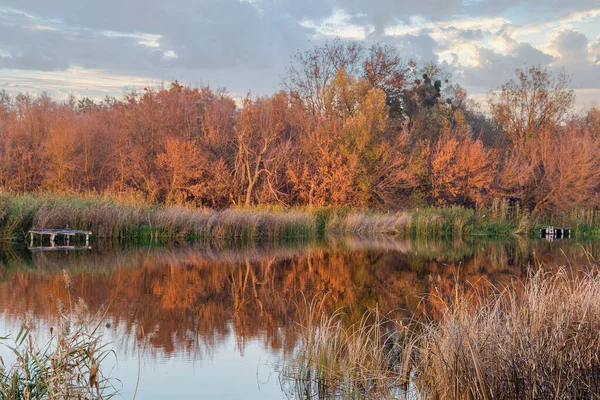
[0,193,598,243]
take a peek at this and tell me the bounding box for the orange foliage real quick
[0,240,537,355]
[431,137,496,206]
[0,48,595,213]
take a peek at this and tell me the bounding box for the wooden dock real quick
[540,226,570,240]
[28,228,92,247]
[28,245,92,253]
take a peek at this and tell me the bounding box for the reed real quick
[0,194,318,242]
[0,193,593,242]
[286,267,600,399]
[417,267,600,399]
[326,207,479,238]
[0,272,117,399]
[285,296,417,399]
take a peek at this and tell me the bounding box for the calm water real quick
[0,236,598,399]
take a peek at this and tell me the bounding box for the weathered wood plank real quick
[28,228,92,235]
[28,246,92,253]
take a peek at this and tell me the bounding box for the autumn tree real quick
[236,92,290,206]
[157,138,205,205]
[285,39,363,115]
[431,136,496,206]
[199,92,237,207]
[44,106,79,191]
[76,104,120,192]
[529,127,600,213]
[7,94,54,191]
[362,44,407,120]
[326,69,389,206]
[489,66,575,152]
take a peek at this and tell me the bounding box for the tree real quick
[330,70,389,206]
[285,39,363,115]
[44,107,79,191]
[200,93,238,207]
[489,66,575,152]
[530,127,600,213]
[362,44,408,120]
[157,138,205,205]
[236,93,289,206]
[7,94,54,191]
[402,62,454,125]
[430,114,497,206]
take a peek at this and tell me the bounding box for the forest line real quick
[0,40,598,216]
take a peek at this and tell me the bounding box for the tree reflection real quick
[0,237,598,358]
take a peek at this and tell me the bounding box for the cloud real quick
[454,34,554,91]
[547,29,592,62]
[0,0,598,107]
[544,29,600,89]
[0,1,313,73]
[336,0,464,32]
[392,33,440,63]
[301,9,373,40]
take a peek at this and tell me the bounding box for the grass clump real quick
[0,192,595,242]
[284,297,416,400]
[418,268,600,399]
[286,267,600,399]
[326,206,477,239]
[0,272,117,399]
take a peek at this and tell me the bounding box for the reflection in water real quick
[0,237,597,398]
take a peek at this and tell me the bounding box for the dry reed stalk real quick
[285,267,600,399]
[0,271,117,399]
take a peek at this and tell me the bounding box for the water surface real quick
[0,236,597,399]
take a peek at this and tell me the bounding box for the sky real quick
[0,0,599,109]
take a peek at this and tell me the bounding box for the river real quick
[0,236,596,398]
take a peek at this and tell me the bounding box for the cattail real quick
[63,269,72,291]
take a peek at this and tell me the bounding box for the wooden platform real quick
[540,226,570,240]
[28,246,92,253]
[28,228,92,247]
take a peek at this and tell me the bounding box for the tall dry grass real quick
[284,297,417,399]
[0,193,577,242]
[325,207,482,238]
[326,212,414,236]
[0,272,117,399]
[0,193,317,242]
[418,268,600,399]
[153,207,316,239]
[286,267,600,399]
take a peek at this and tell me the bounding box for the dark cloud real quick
[549,29,590,62]
[394,33,440,63]
[0,0,598,101]
[0,1,313,74]
[337,0,463,32]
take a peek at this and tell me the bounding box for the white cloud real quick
[385,16,508,37]
[301,9,374,40]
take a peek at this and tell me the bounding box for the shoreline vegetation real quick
[0,42,599,224]
[0,273,117,399]
[2,193,600,244]
[286,267,600,399]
